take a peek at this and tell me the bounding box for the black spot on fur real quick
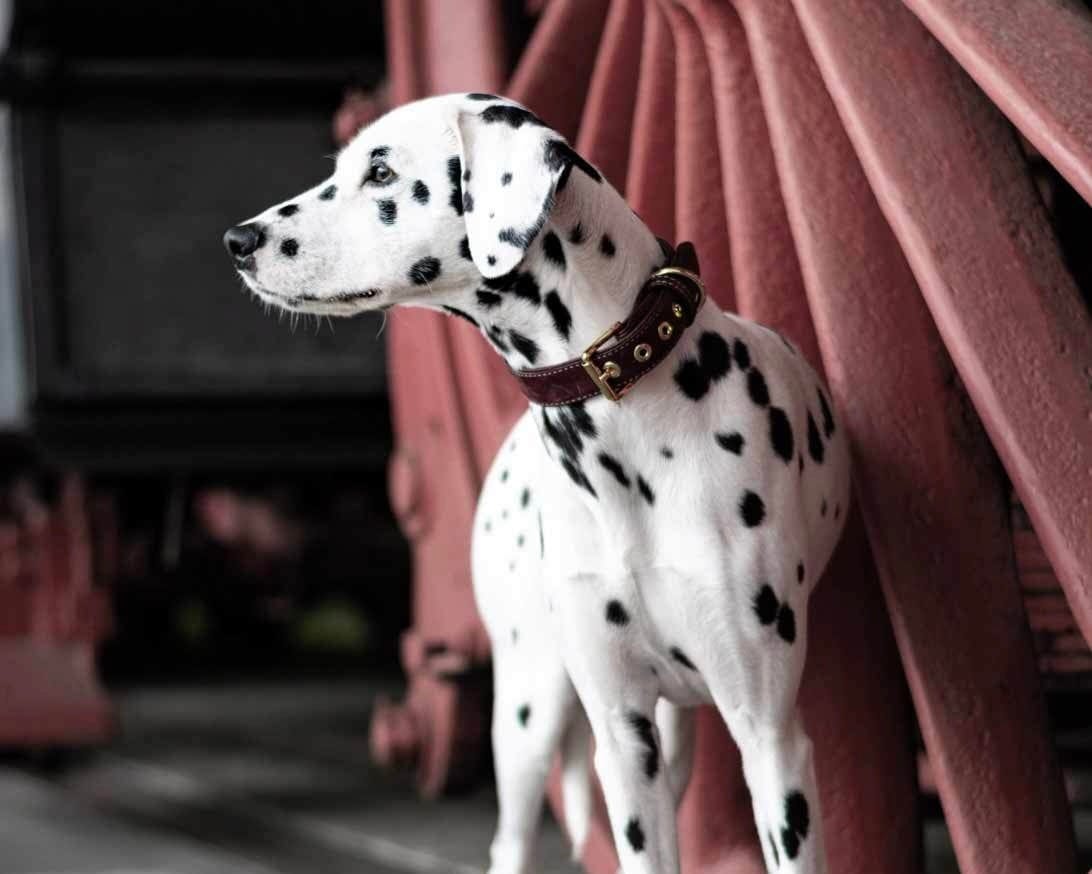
[544,291,573,340]
[569,403,597,438]
[485,270,542,305]
[481,104,545,128]
[487,255,497,266]
[636,475,654,505]
[781,791,810,860]
[543,231,566,269]
[459,236,473,261]
[412,180,430,204]
[501,172,512,186]
[543,138,603,184]
[517,704,531,726]
[462,168,471,183]
[670,647,697,670]
[777,605,796,643]
[509,330,539,365]
[447,157,464,216]
[319,184,337,200]
[280,238,299,257]
[732,339,751,370]
[676,333,732,401]
[698,332,731,380]
[560,457,597,497]
[487,325,510,353]
[463,190,475,213]
[754,585,779,625]
[569,223,586,244]
[476,289,502,308]
[754,586,797,643]
[768,406,794,463]
[769,832,781,868]
[378,199,397,225]
[628,712,659,781]
[516,533,525,548]
[740,490,766,527]
[467,92,501,101]
[807,412,825,463]
[797,562,805,584]
[499,226,535,249]
[442,306,478,327]
[598,453,631,488]
[538,512,544,557]
[277,204,298,217]
[606,600,630,626]
[817,387,836,437]
[674,360,710,400]
[599,234,616,257]
[409,257,441,285]
[660,447,674,459]
[786,791,810,836]
[520,487,531,508]
[747,368,770,407]
[501,469,509,483]
[716,431,745,455]
[625,818,645,852]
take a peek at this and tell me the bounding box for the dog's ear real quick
[453,102,595,279]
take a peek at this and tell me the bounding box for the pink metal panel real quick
[0,478,114,747]
[732,0,1077,870]
[661,2,734,306]
[625,2,677,242]
[678,4,920,872]
[508,0,613,139]
[576,0,646,189]
[901,0,1092,206]
[792,0,1092,658]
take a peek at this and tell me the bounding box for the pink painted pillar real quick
[733,0,1076,870]
[901,0,1092,206]
[792,0,1092,656]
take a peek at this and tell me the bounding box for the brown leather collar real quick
[513,240,705,406]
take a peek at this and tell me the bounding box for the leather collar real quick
[512,239,705,406]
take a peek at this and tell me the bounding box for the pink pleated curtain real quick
[377,1,1092,871]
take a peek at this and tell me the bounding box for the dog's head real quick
[224,93,601,317]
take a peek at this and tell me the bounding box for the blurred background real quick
[0,3,555,872]
[1,1,1091,873]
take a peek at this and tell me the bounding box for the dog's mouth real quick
[237,271,382,316]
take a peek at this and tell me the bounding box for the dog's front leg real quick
[553,582,680,874]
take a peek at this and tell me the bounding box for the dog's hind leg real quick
[655,699,696,807]
[725,708,827,874]
[488,643,576,874]
[558,704,593,859]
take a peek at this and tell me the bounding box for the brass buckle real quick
[651,266,706,314]
[581,321,626,402]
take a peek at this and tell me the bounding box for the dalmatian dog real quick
[224,93,850,874]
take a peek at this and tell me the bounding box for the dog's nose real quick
[223,223,265,260]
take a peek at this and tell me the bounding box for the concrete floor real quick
[0,680,1089,874]
[0,681,574,874]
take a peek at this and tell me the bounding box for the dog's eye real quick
[365,162,395,186]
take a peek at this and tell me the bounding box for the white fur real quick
[229,93,852,874]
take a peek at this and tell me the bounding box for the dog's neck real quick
[433,172,666,373]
